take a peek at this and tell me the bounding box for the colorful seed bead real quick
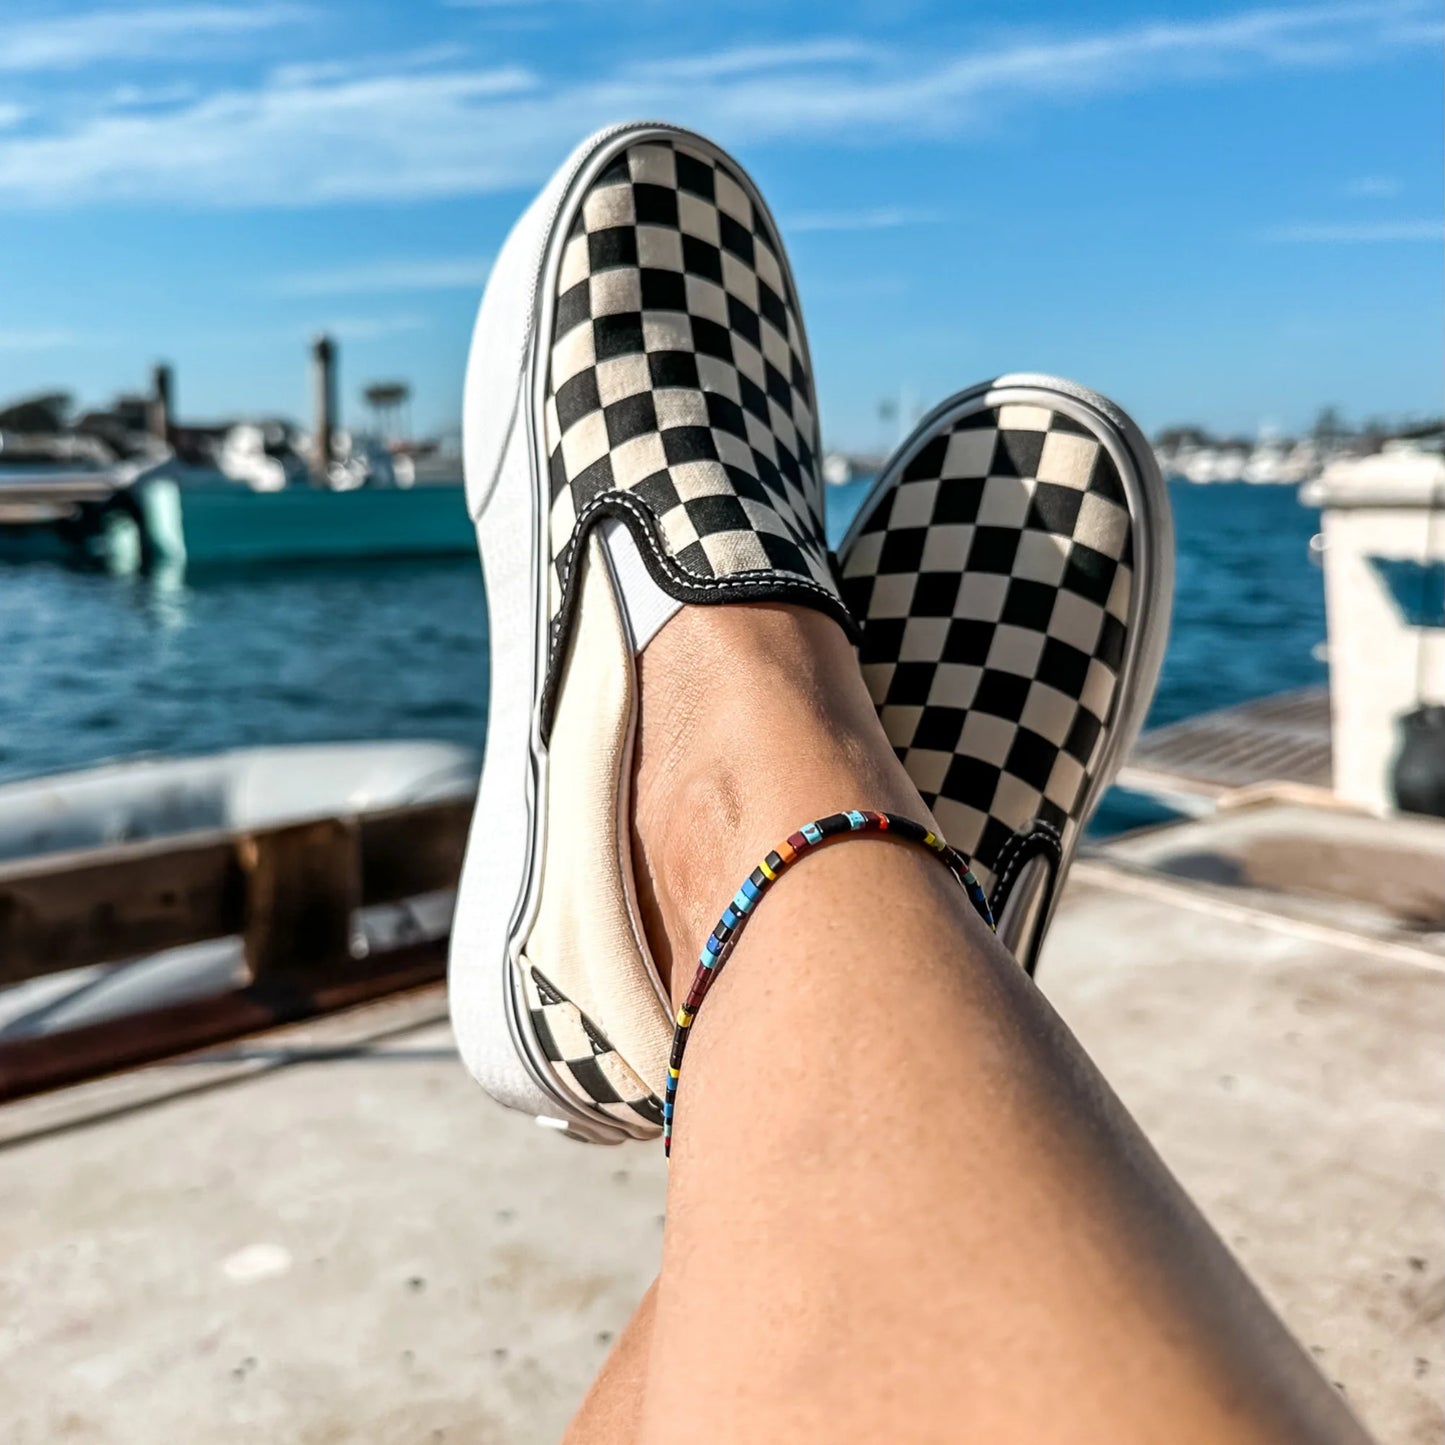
[662,810,995,1156]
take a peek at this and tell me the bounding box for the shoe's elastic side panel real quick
[599,514,684,652]
[521,535,672,1100]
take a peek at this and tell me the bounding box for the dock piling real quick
[148,363,173,445]
[311,334,337,479]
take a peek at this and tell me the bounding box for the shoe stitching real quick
[988,820,1064,916]
[549,489,843,651]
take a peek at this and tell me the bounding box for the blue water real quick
[0,481,1326,836]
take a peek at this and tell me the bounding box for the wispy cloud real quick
[315,314,430,341]
[786,206,937,234]
[636,41,874,81]
[107,83,201,109]
[272,256,493,295]
[269,43,470,89]
[0,104,29,130]
[1264,219,1443,242]
[0,1,1436,208]
[1342,175,1401,198]
[2,5,308,74]
[0,65,539,207]
[1379,15,1445,42]
[0,328,93,350]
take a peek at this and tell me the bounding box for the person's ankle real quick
[630,605,924,999]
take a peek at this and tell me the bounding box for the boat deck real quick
[3,793,1440,1444]
[0,473,121,527]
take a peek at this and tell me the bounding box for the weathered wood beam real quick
[0,831,244,986]
[239,817,360,981]
[360,797,473,905]
[0,797,473,986]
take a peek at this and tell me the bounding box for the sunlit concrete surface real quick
[1041,854,1444,1445]
[1,999,669,1445]
[2,803,1441,1443]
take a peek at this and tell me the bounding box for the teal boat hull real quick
[148,477,474,567]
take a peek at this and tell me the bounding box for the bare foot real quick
[628,604,930,1001]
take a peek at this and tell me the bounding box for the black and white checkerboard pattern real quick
[839,403,1134,894]
[524,965,664,1134]
[544,138,835,656]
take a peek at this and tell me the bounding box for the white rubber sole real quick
[839,374,1175,967]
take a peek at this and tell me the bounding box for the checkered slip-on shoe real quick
[838,376,1173,973]
[449,122,849,1144]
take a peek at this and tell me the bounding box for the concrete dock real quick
[3,795,1441,1444]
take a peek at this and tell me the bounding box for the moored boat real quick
[0,741,480,1039]
[0,462,474,571]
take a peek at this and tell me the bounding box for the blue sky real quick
[0,0,1440,450]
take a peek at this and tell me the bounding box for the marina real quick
[3,347,1440,577]
[2,454,1441,1445]
[1,476,1328,788]
[0,1,1438,1435]
[2,447,1441,1435]
[0,349,473,573]
[1,254,1441,1445]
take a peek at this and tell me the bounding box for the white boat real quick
[1283,438,1322,483]
[1175,445,1223,484]
[1163,436,1325,487]
[0,741,480,1039]
[1214,447,1249,482]
[1243,442,1289,484]
[215,422,310,493]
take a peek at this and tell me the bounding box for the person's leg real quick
[562,1285,655,1445]
[569,603,1368,1445]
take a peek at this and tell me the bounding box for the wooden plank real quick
[0,831,244,987]
[0,501,80,524]
[240,816,360,981]
[0,798,472,986]
[359,796,472,904]
[0,478,119,505]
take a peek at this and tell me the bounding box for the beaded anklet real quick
[662,810,995,1155]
